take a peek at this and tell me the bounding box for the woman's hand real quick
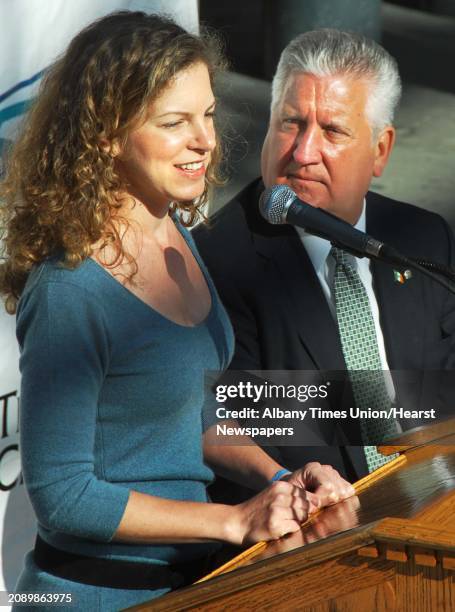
[283,462,355,506]
[228,480,320,546]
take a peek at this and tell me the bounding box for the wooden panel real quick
[378,417,455,454]
[413,548,437,568]
[127,530,388,611]
[307,580,396,612]
[385,546,408,563]
[371,514,455,551]
[442,554,455,571]
[155,554,394,612]
[358,545,379,558]
[394,559,455,612]
[301,603,328,612]
[414,488,455,529]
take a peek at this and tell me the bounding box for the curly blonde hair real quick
[0,11,226,313]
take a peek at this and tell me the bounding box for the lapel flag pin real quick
[393,269,412,284]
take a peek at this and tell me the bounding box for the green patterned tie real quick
[331,246,399,472]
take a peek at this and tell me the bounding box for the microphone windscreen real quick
[259,185,296,225]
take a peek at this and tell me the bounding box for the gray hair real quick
[271,29,402,132]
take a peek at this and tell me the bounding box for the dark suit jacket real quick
[194,178,455,495]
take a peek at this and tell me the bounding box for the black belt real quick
[33,535,210,591]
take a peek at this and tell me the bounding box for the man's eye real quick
[325,126,349,137]
[205,111,216,119]
[281,118,300,129]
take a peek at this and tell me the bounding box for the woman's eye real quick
[162,120,183,128]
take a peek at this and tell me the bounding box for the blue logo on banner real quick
[0,69,46,130]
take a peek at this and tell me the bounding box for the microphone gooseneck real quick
[259,184,455,294]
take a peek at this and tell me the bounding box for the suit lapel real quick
[370,259,424,370]
[366,193,425,371]
[252,225,347,370]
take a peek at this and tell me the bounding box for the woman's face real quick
[118,61,216,211]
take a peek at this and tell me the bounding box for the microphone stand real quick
[262,187,455,294]
[335,240,455,294]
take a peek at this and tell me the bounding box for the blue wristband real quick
[270,468,291,482]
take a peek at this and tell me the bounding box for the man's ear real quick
[373,125,395,177]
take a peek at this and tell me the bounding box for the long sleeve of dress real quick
[17,277,130,542]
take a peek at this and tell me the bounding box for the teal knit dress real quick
[14,222,234,611]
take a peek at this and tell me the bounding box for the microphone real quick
[259,184,384,259]
[259,184,455,293]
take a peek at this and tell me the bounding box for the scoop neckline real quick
[86,222,215,330]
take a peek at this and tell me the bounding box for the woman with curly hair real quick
[0,10,353,611]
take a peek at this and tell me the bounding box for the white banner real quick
[0,0,198,144]
[0,0,198,596]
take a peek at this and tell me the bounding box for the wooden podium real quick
[129,421,455,611]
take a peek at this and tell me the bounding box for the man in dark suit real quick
[195,30,455,495]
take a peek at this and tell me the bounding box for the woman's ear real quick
[100,138,121,157]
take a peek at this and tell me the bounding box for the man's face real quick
[261,72,394,224]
